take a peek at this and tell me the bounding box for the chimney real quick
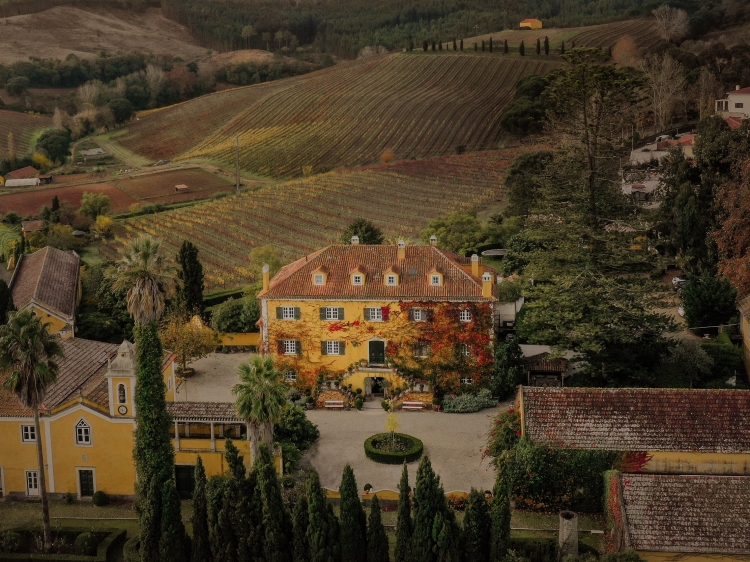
[397,239,406,260]
[482,271,493,298]
[471,254,480,277]
[262,263,270,292]
[429,234,438,247]
[351,235,360,245]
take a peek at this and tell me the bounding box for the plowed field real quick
[0,110,52,157]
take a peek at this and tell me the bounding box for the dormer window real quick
[430,274,442,286]
[352,274,364,286]
[385,274,398,286]
[313,274,325,286]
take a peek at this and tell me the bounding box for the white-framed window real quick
[366,307,383,321]
[282,340,298,355]
[21,424,36,443]
[313,274,325,286]
[117,383,127,404]
[325,307,341,320]
[75,419,92,446]
[412,308,427,322]
[460,377,473,385]
[460,343,471,357]
[326,341,342,355]
[284,371,297,382]
[281,306,296,320]
[459,309,472,322]
[736,103,744,109]
[385,274,398,286]
[413,343,430,358]
[352,274,364,286]
[430,274,442,286]
[26,470,39,497]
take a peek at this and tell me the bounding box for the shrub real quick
[364,483,372,492]
[381,400,389,411]
[123,536,140,562]
[355,398,363,410]
[64,492,76,504]
[74,532,98,556]
[92,490,110,506]
[0,531,22,553]
[486,408,521,460]
[442,389,496,413]
[364,432,423,464]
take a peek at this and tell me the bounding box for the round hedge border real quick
[364,432,423,464]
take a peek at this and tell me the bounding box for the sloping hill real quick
[115,54,559,177]
[107,148,519,290]
[0,110,52,158]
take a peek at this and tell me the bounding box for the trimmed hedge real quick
[442,389,497,413]
[122,537,139,562]
[0,527,126,562]
[364,433,423,464]
[509,538,598,562]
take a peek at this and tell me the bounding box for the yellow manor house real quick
[0,339,260,500]
[258,238,500,394]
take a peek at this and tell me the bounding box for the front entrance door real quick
[26,470,39,497]
[79,469,94,497]
[175,465,195,499]
[369,340,386,365]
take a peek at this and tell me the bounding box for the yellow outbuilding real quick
[519,18,543,29]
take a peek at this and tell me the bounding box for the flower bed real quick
[364,432,423,464]
[315,390,347,409]
[0,527,126,562]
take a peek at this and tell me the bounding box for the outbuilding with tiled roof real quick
[5,166,39,180]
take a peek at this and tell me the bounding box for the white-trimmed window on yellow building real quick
[321,340,346,356]
[20,424,36,443]
[75,419,92,446]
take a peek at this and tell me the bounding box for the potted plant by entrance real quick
[364,483,372,495]
[359,359,368,368]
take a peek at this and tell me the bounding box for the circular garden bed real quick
[364,432,423,464]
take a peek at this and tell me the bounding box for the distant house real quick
[9,246,81,338]
[79,147,106,159]
[175,184,189,193]
[716,86,750,119]
[656,134,695,158]
[520,18,542,29]
[21,220,44,239]
[5,166,39,180]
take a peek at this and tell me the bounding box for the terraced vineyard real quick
[107,149,518,291]
[463,19,661,51]
[0,110,52,158]
[115,54,558,178]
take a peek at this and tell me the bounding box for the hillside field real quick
[111,54,558,178]
[0,110,52,158]
[105,149,520,291]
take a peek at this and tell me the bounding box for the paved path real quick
[175,352,253,402]
[303,405,508,494]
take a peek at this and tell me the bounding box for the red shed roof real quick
[729,87,750,95]
[521,387,750,453]
[621,474,750,554]
[5,166,39,180]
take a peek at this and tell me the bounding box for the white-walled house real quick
[716,86,750,119]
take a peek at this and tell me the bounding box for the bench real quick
[402,401,423,411]
[325,400,345,409]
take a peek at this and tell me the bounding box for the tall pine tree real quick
[410,456,446,562]
[307,471,341,562]
[292,496,310,562]
[462,489,490,562]
[141,476,163,562]
[489,464,511,562]
[176,240,205,315]
[192,457,211,562]
[225,439,247,479]
[544,36,549,55]
[366,496,389,562]
[160,479,190,562]
[394,463,412,562]
[257,446,292,562]
[519,41,525,56]
[536,38,541,55]
[234,468,259,562]
[503,39,508,54]
[339,464,367,562]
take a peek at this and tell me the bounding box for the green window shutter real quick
[364,308,371,321]
[294,307,301,320]
[276,307,283,319]
[338,307,345,320]
[320,307,326,320]
[320,341,327,355]
[339,341,346,355]
[296,340,302,355]
[408,309,415,321]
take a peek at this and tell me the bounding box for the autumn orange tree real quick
[160,312,217,374]
[715,158,750,297]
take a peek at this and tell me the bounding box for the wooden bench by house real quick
[325,400,344,409]
[402,401,424,411]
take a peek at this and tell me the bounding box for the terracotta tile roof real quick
[5,166,39,180]
[166,402,243,422]
[621,474,750,554]
[10,246,80,321]
[524,353,567,373]
[725,116,744,130]
[0,338,118,417]
[521,387,750,453]
[21,220,44,232]
[260,244,496,301]
[729,87,750,95]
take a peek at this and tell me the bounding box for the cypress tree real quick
[234,468,259,562]
[453,38,457,50]
[474,42,477,51]
[225,439,246,479]
[307,471,341,562]
[462,489,490,562]
[519,41,525,56]
[141,476,163,562]
[160,479,190,562]
[176,240,205,315]
[544,36,549,55]
[410,456,445,562]
[409,39,413,51]
[503,39,508,54]
[394,464,412,562]
[460,39,463,51]
[366,496,389,562]
[489,37,492,53]
[192,457,211,562]
[432,509,461,562]
[0,279,14,325]
[292,496,310,562]
[258,446,293,562]
[481,40,485,52]
[423,40,428,52]
[206,476,227,556]
[215,484,239,562]
[431,41,436,51]
[339,464,367,562]
[50,195,60,222]
[560,41,565,54]
[536,38,540,55]
[438,41,442,50]
[489,464,511,562]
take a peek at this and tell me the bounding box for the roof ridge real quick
[32,247,50,303]
[432,246,483,287]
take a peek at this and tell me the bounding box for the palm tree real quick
[232,355,288,462]
[0,310,63,552]
[107,235,178,325]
